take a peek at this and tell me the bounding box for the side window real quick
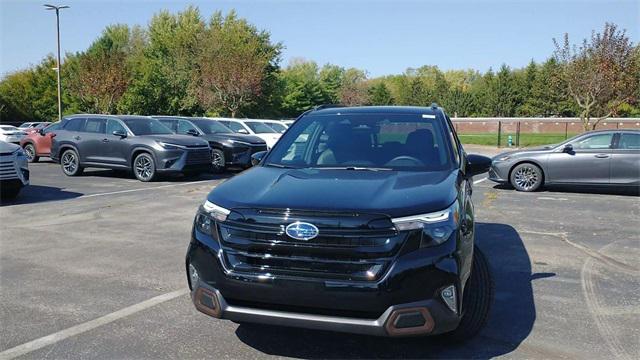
[106,119,127,135]
[43,123,60,134]
[571,133,613,150]
[226,121,247,133]
[177,120,198,135]
[84,118,106,134]
[158,120,177,132]
[63,118,85,132]
[618,133,640,150]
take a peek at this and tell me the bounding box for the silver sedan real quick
[489,129,640,191]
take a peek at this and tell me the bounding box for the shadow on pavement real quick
[0,185,83,206]
[78,169,233,182]
[234,223,537,359]
[492,183,639,196]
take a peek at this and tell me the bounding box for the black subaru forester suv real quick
[186,106,493,339]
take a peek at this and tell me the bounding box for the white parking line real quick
[473,177,488,185]
[79,180,214,199]
[537,196,568,201]
[0,289,189,360]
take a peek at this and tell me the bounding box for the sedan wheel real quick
[24,144,39,163]
[133,153,156,182]
[510,163,543,192]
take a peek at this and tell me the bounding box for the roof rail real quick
[312,104,345,111]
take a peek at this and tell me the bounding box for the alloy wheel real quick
[24,145,35,161]
[513,166,539,191]
[135,155,153,181]
[62,151,77,174]
[212,152,224,168]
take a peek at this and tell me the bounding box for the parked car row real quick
[0,125,27,144]
[14,115,289,182]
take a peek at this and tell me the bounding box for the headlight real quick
[391,202,459,247]
[13,148,26,157]
[228,139,251,146]
[195,200,231,234]
[157,141,186,150]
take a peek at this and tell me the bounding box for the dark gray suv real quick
[51,115,212,182]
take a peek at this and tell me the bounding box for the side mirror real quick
[38,129,45,136]
[251,151,267,166]
[112,130,127,138]
[466,154,492,177]
[186,129,200,136]
[238,129,249,134]
[562,144,573,153]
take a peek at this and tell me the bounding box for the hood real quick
[139,134,209,147]
[0,141,20,153]
[208,167,460,218]
[201,133,265,145]
[494,144,558,159]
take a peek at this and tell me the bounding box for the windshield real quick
[245,121,278,134]
[266,122,287,133]
[265,113,454,171]
[191,119,233,134]
[122,118,173,135]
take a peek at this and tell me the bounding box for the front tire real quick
[24,143,39,163]
[211,149,226,174]
[61,149,83,176]
[133,153,156,182]
[510,163,543,192]
[443,247,493,342]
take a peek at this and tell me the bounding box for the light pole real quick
[44,4,69,122]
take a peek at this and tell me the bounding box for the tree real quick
[279,59,329,116]
[554,23,639,130]
[120,7,203,115]
[339,68,368,106]
[195,11,281,117]
[368,82,394,105]
[319,64,344,104]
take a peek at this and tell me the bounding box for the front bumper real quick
[488,161,511,183]
[222,144,268,167]
[190,280,458,337]
[155,147,212,173]
[186,230,465,337]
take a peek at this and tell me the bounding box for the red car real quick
[20,122,60,162]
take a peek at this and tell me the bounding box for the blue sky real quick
[1,0,638,77]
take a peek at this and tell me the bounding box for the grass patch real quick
[459,133,579,147]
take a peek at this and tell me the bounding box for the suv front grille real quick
[0,158,18,180]
[186,148,211,165]
[217,209,405,282]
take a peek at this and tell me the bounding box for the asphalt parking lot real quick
[1,158,638,359]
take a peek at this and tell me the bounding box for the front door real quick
[546,132,614,184]
[104,119,130,166]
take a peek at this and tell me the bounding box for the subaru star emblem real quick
[285,222,319,241]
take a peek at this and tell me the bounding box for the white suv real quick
[0,141,30,200]
[212,118,282,149]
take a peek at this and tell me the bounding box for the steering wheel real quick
[385,156,424,167]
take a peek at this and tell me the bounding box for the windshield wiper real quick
[311,166,393,171]
[265,163,298,169]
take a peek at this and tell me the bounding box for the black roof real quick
[310,105,442,116]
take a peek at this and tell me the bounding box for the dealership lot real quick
[1,160,638,359]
